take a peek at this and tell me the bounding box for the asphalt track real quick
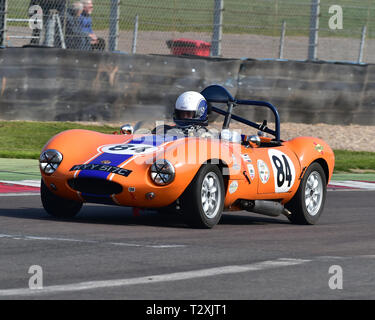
[0,190,374,300]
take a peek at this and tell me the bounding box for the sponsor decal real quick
[247,164,255,180]
[314,142,324,155]
[101,160,111,164]
[99,143,158,155]
[241,154,252,163]
[229,180,238,194]
[70,164,132,177]
[232,154,241,171]
[257,160,270,184]
[268,149,296,193]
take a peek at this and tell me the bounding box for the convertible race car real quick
[39,85,335,228]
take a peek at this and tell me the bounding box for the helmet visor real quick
[175,110,196,120]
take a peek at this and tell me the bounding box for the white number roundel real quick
[99,143,158,155]
[268,149,296,193]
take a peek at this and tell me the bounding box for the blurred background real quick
[1,0,375,62]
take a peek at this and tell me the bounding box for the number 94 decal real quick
[268,149,296,193]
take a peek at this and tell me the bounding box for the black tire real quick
[180,165,224,229]
[41,179,82,218]
[285,162,327,225]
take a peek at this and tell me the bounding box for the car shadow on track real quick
[0,205,289,229]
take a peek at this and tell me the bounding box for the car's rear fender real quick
[284,137,335,184]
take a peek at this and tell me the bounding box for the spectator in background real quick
[79,0,105,51]
[65,2,91,50]
[29,0,67,46]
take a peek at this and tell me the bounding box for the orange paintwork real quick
[40,129,335,211]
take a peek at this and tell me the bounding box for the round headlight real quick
[39,149,63,174]
[150,159,175,185]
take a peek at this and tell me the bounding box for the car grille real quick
[68,178,123,195]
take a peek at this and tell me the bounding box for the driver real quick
[173,91,208,128]
[153,91,214,137]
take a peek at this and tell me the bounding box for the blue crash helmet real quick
[173,91,208,127]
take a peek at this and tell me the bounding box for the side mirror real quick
[248,135,261,147]
[120,124,134,135]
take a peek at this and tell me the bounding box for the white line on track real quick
[0,180,40,187]
[0,258,310,297]
[0,192,40,197]
[328,181,375,190]
[108,242,185,248]
[0,233,186,249]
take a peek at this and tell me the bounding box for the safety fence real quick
[1,0,375,63]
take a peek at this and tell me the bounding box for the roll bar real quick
[201,85,281,141]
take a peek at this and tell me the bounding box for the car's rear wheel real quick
[180,164,224,229]
[286,162,327,225]
[41,179,82,218]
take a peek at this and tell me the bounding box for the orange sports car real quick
[39,85,335,228]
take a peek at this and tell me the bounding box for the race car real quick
[39,85,335,228]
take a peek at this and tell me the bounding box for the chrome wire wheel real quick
[201,172,221,219]
[180,164,224,229]
[304,171,323,216]
[286,162,327,225]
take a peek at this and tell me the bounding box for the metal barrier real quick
[1,1,375,63]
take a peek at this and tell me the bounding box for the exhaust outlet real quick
[240,200,291,218]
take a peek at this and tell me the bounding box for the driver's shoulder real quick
[151,124,176,134]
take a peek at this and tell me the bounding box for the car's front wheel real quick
[286,162,327,225]
[41,179,82,218]
[180,165,224,229]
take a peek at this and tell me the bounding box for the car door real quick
[250,146,301,195]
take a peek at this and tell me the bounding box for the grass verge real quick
[0,121,117,160]
[0,121,374,173]
[333,150,375,173]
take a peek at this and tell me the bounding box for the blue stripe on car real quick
[77,135,177,201]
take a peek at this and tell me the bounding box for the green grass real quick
[0,121,117,159]
[333,150,375,173]
[0,158,40,181]
[0,121,374,173]
[332,172,375,181]
[7,0,375,38]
